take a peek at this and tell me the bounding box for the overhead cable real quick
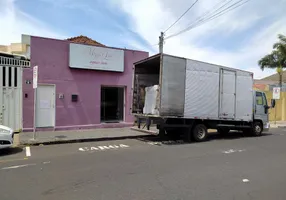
[164,0,200,33]
[165,0,251,40]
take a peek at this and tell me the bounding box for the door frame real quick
[100,85,126,122]
[254,91,269,123]
[35,84,56,128]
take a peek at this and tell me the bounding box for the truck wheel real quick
[252,121,263,136]
[192,124,208,142]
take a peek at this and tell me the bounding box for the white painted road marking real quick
[79,144,130,152]
[1,163,36,170]
[43,161,50,164]
[25,146,31,157]
[242,179,250,183]
[222,149,246,154]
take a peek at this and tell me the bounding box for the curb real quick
[270,125,286,128]
[19,134,151,146]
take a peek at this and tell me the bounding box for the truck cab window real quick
[256,92,263,105]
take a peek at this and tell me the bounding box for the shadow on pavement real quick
[0,147,23,157]
[136,131,273,146]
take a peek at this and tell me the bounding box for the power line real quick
[164,0,199,33]
[187,0,235,27]
[165,0,234,37]
[165,0,250,40]
[166,0,250,40]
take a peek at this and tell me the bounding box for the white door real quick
[220,69,236,119]
[36,85,55,127]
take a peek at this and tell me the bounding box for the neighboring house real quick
[20,34,149,132]
[254,71,286,92]
[0,43,30,57]
[66,35,106,47]
[260,70,286,82]
[254,72,286,122]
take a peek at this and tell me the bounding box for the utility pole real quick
[159,32,164,53]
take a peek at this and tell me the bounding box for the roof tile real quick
[66,35,105,47]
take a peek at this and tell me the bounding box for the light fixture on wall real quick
[59,93,64,99]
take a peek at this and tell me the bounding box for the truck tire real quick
[192,124,208,142]
[217,127,230,136]
[252,121,263,136]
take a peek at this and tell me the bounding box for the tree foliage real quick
[258,34,286,71]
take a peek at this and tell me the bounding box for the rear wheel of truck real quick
[192,124,208,142]
[252,121,263,136]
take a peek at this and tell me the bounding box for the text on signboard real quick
[88,47,113,61]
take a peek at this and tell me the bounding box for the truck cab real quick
[254,90,275,133]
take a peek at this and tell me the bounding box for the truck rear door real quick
[220,69,236,119]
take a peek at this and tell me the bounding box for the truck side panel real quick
[160,55,186,116]
[184,59,220,119]
[219,69,236,119]
[235,71,253,121]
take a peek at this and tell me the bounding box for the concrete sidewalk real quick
[19,127,151,146]
[270,121,286,128]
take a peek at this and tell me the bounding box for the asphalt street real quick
[1,128,286,200]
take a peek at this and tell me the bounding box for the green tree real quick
[258,34,286,88]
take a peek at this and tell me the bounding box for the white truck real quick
[132,53,275,142]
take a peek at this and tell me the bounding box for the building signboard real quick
[69,43,124,72]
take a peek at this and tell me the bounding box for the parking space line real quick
[25,146,31,157]
[0,157,28,163]
[1,163,36,170]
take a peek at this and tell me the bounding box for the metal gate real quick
[0,54,30,131]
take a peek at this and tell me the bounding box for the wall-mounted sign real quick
[33,65,38,89]
[69,43,124,72]
[273,87,281,100]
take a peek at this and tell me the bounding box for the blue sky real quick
[15,0,153,50]
[0,0,286,78]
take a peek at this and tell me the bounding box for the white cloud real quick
[111,0,286,79]
[0,0,67,45]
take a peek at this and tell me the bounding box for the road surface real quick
[1,129,286,200]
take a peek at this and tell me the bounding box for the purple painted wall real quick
[22,36,148,131]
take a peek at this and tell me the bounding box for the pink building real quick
[21,35,149,131]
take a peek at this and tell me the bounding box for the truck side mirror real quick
[271,99,276,108]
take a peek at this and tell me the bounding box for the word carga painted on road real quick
[79,144,129,152]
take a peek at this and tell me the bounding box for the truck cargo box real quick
[132,53,253,122]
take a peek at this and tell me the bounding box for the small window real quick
[262,93,268,106]
[256,92,263,105]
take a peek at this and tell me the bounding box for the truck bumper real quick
[263,122,270,132]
